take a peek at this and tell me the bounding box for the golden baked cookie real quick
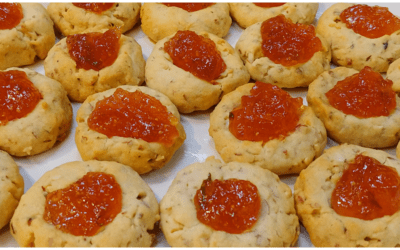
[229,3,319,28]
[44,29,145,103]
[140,3,231,42]
[145,30,250,113]
[209,82,327,175]
[75,86,186,174]
[387,57,400,92]
[235,16,331,88]
[0,3,55,70]
[47,3,140,36]
[0,68,72,156]
[316,3,400,72]
[10,160,160,247]
[0,150,24,230]
[307,67,400,148]
[160,156,299,247]
[295,144,400,247]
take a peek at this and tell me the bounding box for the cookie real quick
[235,16,331,88]
[140,3,231,42]
[0,3,55,70]
[229,3,319,29]
[316,3,400,72]
[145,30,250,113]
[387,57,400,92]
[44,29,145,103]
[0,150,24,230]
[307,67,400,148]
[10,160,160,247]
[160,156,299,247]
[47,3,140,36]
[0,68,72,156]
[295,144,400,247]
[209,82,327,175]
[75,85,186,174]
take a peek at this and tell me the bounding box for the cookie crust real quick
[209,83,327,175]
[160,157,299,247]
[145,30,250,113]
[387,57,400,92]
[75,85,186,174]
[0,68,72,156]
[307,67,400,148]
[140,3,231,42]
[295,144,400,247]
[10,160,160,247]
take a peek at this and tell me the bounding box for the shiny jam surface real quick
[340,4,400,39]
[254,3,285,8]
[66,29,121,71]
[162,3,214,12]
[261,15,322,67]
[229,82,303,143]
[0,70,42,126]
[325,66,396,118]
[194,174,261,234]
[72,3,115,14]
[164,30,226,83]
[0,3,23,30]
[88,88,179,146]
[43,172,122,236]
[331,154,400,220]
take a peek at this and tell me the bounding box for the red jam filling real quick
[0,70,42,126]
[162,3,214,12]
[43,172,122,236]
[194,174,261,234]
[164,30,226,83]
[340,4,400,39]
[66,29,121,71]
[325,66,396,118]
[229,81,303,143]
[331,154,400,220]
[254,3,285,8]
[88,88,179,146]
[261,14,322,67]
[72,3,115,14]
[0,3,23,30]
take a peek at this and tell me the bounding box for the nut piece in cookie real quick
[236,15,331,88]
[0,3,55,70]
[0,150,24,230]
[75,86,186,174]
[140,3,231,42]
[44,28,145,103]
[146,30,250,113]
[10,160,160,247]
[47,3,141,36]
[317,3,400,72]
[209,82,326,175]
[160,157,299,247]
[0,68,72,156]
[295,144,400,247]
[229,3,319,29]
[307,66,400,148]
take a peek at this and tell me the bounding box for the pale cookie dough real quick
[229,3,319,29]
[47,3,140,36]
[387,57,400,92]
[0,150,24,230]
[140,3,231,42]
[75,86,186,174]
[317,3,400,72]
[0,68,72,156]
[235,20,331,88]
[10,160,160,247]
[307,67,400,148]
[44,30,145,103]
[146,30,250,113]
[160,157,299,247]
[0,3,55,70]
[209,83,327,176]
[295,144,400,247]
